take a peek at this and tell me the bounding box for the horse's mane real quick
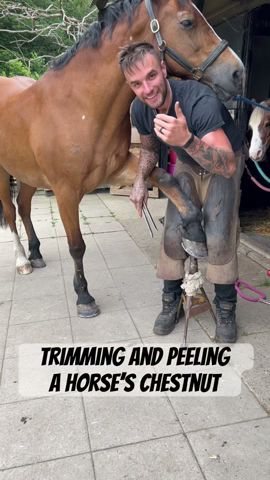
[52,0,141,70]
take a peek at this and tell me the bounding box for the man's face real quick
[124,53,168,110]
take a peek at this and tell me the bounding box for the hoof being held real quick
[181,238,208,258]
[77,301,100,318]
[31,258,46,268]
[17,261,33,275]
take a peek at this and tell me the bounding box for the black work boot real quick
[153,280,184,335]
[214,300,237,343]
[214,284,237,343]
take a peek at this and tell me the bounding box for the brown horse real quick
[0,76,46,275]
[0,0,244,317]
[249,100,270,161]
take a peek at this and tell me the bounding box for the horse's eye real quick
[265,122,270,128]
[180,19,194,29]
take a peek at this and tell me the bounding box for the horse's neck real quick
[51,2,152,108]
[61,49,134,120]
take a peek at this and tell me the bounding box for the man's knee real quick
[164,224,184,260]
[207,232,236,265]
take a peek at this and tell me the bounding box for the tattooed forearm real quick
[138,135,160,180]
[184,136,236,178]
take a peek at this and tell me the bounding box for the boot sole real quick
[215,335,237,343]
[153,317,180,336]
[153,326,176,335]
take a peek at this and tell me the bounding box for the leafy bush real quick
[0,0,96,79]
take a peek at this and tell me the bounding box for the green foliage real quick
[0,0,97,78]
[1,59,31,77]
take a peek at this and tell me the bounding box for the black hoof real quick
[31,258,46,268]
[181,238,208,258]
[77,301,100,318]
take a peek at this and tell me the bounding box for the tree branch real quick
[0,2,97,45]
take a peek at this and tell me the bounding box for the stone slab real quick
[10,295,69,325]
[0,301,11,326]
[5,317,72,358]
[0,397,89,469]
[170,382,267,432]
[71,310,139,344]
[0,454,94,480]
[84,396,181,450]
[188,417,270,480]
[93,435,204,480]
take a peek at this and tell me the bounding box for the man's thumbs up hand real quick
[175,101,184,119]
[154,101,192,147]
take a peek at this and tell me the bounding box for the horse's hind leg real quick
[17,183,46,268]
[0,169,32,274]
[54,186,100,318]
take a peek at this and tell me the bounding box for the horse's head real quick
[146,0,245,101]
[249,100,270,162]
[56,0,244,103]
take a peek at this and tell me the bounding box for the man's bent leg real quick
[154,199,187,335]
[204,156,243,343]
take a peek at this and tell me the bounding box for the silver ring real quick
[160,127,164,134]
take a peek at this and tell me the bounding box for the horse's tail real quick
[10,176,18,201]
[0,176,18,228]
[0,199,7,228]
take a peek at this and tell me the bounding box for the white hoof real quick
[17,262,33,275]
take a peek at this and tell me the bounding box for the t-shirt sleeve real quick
[130,99,151,136]
[190,95,225,139]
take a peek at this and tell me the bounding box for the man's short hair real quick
[119,42,160,74]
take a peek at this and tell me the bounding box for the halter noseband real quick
[144,0,228,80]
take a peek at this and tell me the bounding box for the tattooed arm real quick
[184,130,236,178]
[154,101,236,178]
[130,134,160,216]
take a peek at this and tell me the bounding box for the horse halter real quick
[144,0,228,80]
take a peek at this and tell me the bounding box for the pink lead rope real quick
[167,150,177,175]
[235,279,270,305]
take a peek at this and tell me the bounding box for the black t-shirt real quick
[131,79,242,169]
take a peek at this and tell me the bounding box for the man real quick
[119,42,244,343]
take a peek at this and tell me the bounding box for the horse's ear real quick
[92,0,108,9]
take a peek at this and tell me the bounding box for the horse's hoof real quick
[181,238,208,258]
[31,258,46,268]
[77,302,100,318]
[17,262,33,275]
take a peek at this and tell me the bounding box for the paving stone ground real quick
[0,191,269,479]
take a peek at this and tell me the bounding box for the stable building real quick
[200,1,270,213]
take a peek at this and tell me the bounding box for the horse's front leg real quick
[149,167,207,257]
[110,152,207,258]
[17,183,46,268]
[54,188,100,318]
